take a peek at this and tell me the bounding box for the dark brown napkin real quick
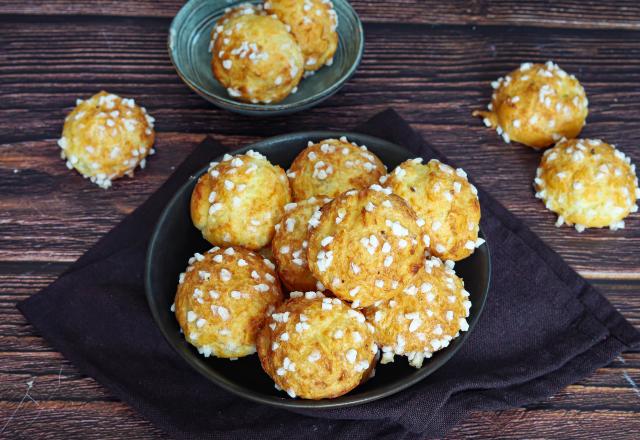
[18,109,640,439]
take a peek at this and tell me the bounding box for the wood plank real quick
[0,371,114,402]
[529,385,640,411]
[1,1,640,30]
[1,19,640,274]
[446,409,640,439]
[0,344,640,438]
[0,401,163,439]
[0,361,636,403]
[0,1,183,18]
[0,353,636,404]
[0,401,639,440]
[0,364,638,434]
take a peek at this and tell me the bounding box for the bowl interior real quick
[145,131,491,409]
[168,0,364,115]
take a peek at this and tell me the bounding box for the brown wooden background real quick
[1,0,639,438]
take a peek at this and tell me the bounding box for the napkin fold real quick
[19,109,640,439]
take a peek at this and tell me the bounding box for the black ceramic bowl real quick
[145,132,491,409]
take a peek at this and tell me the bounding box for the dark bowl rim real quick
[167,0,365,116]
[144,130,492,409]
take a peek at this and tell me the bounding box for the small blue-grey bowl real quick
[168,0,364,116]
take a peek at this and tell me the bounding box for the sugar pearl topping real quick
[59,91,155,189]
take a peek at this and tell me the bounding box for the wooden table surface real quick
[1,0,639,438]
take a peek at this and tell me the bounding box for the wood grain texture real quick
[1,404,640,440]
[1,18,640,274]
[1,1,640,439]
[0,271,638,438]
[1,0,640,30]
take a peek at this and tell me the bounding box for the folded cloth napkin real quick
[19,109,639,439]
